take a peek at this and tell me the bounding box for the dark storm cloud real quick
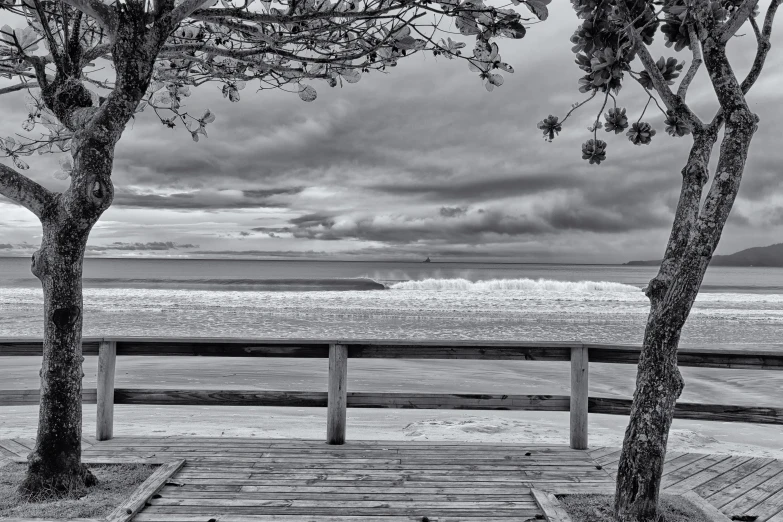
[440,207,467,218]
[87,241,199,251]
[289,212,337,227]
[276,209,549,244]
[111,187,297,209]
[0,244,12,249]
[243,187,305,198]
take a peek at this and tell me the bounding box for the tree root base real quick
[18,463,98,502]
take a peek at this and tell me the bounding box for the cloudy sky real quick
[1,2,782,263]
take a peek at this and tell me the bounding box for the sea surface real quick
[1,257,782,349]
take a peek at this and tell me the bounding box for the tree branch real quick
[191,4,402,25]
[616,1,703,129]
[677,24,702,100]
[718,0,759,43]
[740,0,779,93]
[0,82,38,95]
[0,163,53,218]
[169,0,214,25]
[708,0,780,131]
[60,0,117,36]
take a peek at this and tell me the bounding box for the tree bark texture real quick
[20,216,96,499]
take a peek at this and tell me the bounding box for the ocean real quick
[1,257,782,349]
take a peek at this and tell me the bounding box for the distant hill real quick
[625,243,783,267]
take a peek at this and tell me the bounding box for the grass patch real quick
[557,493,713,522]
[0,462,157,519]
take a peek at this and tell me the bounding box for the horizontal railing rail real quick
[2,337,781,448]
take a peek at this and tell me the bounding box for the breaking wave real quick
[389,278,642,293]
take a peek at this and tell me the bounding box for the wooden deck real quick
[3,437,783,521]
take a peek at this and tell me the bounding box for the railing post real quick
[570,345,589,450]
[96,340,117,441]
[327,343,348,445]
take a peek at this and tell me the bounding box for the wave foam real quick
[389,278,642,293]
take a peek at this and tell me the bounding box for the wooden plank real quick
[589,397,783,424]
[12,438,34,450]
[741,484,783,521]
[116,339,330,357]
[327,344,348,445]
[0,388,97,405]
[587,447,620,461]
[147,498,539,508]
[0,338,101,356]
[695,457,774,499]
[115,389,328,407]
[142,508,541,517]
[1,519,102,522]
[106,459,186,522]
[680,491,732,521]
[133,510,536,522]
[665,455,752,494]
[96,340,117,441]
[112,389,571,411]
[661,454,730,489]
[586,343,783,370]
[347,344,573,361]
[531,488,572,522]
[0,439,30,457]
[570,346,589,450]
[707,460,783,508]
[0,337,781,369]
[0,443,17,458]
[158,491,540,502]
[234,486,535,494]
[720,466,783,515]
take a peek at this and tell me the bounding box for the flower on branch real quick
[468,41,510,91]
[537,115,561,142]
[603,107,628,134]
[576,46,629,93]
[581,138,607,165]
[436,37,466,59]
[626,122,656,145]
[664,111,692,137]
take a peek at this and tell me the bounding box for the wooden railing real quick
[2,338,782,449]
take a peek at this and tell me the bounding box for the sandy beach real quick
[2,357,781,458]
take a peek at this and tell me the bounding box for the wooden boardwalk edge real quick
[532,488,573,522]
[106,459,186,522]
[681,491,733,522]
[536,488,735,522]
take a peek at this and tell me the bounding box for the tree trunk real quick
[613,105,757,521]
[19,215,96,500]
[10,4,172,500]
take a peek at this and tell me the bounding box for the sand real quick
[1,357,781,458]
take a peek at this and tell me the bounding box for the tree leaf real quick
[340,68,361,83]
[298,84,317,102]
[12,155,28,170]
[525,0,550,20]
[500,20,526,39]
